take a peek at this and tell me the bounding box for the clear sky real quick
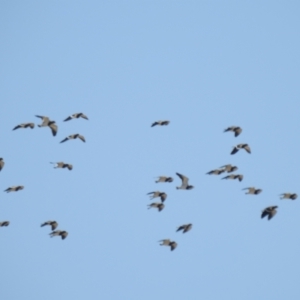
[1,1,300,299]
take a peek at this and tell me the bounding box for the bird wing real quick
[244,145,251,153]
[170,242,177,251]
[151,122,158,127]
[60,137,68,143]
[234,127,242,137]
[49,123,57,136]
[231,147,239,155]
[176,173,188,185]
[78,135,86,142]
[13,125,21,130]
[64,116,72,122]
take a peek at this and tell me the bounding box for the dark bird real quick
[0,221,9,227]
[41,221,58,231]
[220,164,238,173]
[50,230,68,240]
[4,185,24,193]
[147,191,167,202]
[147,202,165,212]
[35,115,57,136]
[0,158,4,171]
[13,123,34,130]
[176,223,192,233]
[155,176,173,183]
[206,169,225,175]
[222,174,243,182]
[176,173,194,190]
[224,126,242,137]
[261,206,278,220]
[60,134,85,143]
[50,162,73,170]
[151,120,170,127]
[159,239,177,251]
[64,113,88,122]
[243,187,262,195]
[231,144,251,155]
[280,193,297,200]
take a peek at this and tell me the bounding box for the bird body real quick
[64,113,88,121]
[176,173,194,190]
[151,120,170,127]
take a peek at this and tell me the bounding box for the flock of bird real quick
[0,113,89,239]
[147,122,297,252]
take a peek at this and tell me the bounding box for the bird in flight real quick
[224,126,242,137]
[243,187,262,195]
[222,174,243,182]
[155,176,173,183]
[151,120,170,127]
[60,134,86,143]
[159,239,177,251]
[35,115,58,136]
[280,193,297,200]
[176,223,192,233]
[50,162,73,170]
[147,191,167,202]
[176,173,194,190]
[4,185,24,192]
[41,221,58,231]
[261,206,278,220]
[0,221,9,227]
[147,202,165,212]
[49,230,68,240]
[219,164,238,173]
[231,144,251,155]
[64,113,88,122]
[13,123,35,130]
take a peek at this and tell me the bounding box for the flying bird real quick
[159,239,177,251]
[231,144,251,155]
[261,206,278,220]
[151,120,170,127]
[13,123,34,130]
[50,162,73,170]
[206,169,225,175]
[280,193,297,200]
[224,126,242,137]
[243,187,262,195]
[4,185,24,193]
[35,115,57,136]
[222,174,243,182]
[147,202,165,212]
[0,221,9,227]
[155,176,173,183]
[220,164,238,173]
[49,230,68,240]
[147,191,167,202]
[60,134,85,143]
[0,158,4,171]
[41,221,58,231]
[176,223,192,233]
[64,113,88,122]
[176,173,194,190]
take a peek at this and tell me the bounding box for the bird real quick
[155,176,173,183]
[41,221,58,231]
[60,134,85,143]
[147,202,165,212]
[280,193,297,200]
[64,113,88,122]
[261,206,278,220]
[176,173,194,190]
[159,239,177,251]
[49,230,68,240]
[243,187,262,195]
[12,123,34,130]
[50,162,73,170]
[231,144,251,155]
[4,185,24,193]
[0,158,4,171]
[0,221,9,227]
[147,191,167,202]
[151,120,170,127]
[176,223,192,233]
[35,115,57,136]
[222,174,243,182]
[220,164,238,173]
[224,126,242,137]
[206,169,225,175]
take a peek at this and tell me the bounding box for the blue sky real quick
[1,1,300,299]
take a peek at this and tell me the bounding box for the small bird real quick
[41,221,58,231]
[147,202,165,212]
[0,158,4,171]
[261,206,278,220]
[280,193,297,200]
[35,115,58,136]
[176,223,192,233]
[224,126,242,137]
[231,144,251,155]
[147,191,167,202]
[50,162,73,170]
[13,123,35,130]
[0,221,9,227]
[64,113,88,122]
[49,230,68,240]
[151,120,170,127]
[4,185,24,193]
[206,169,225,175]
[243,187,262,195]
[176,173,194,190]
[60,134,85,143]
[159,239,177,251]
[222,174,243,182]
[155,176,173,183]
[220,164,238,173]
